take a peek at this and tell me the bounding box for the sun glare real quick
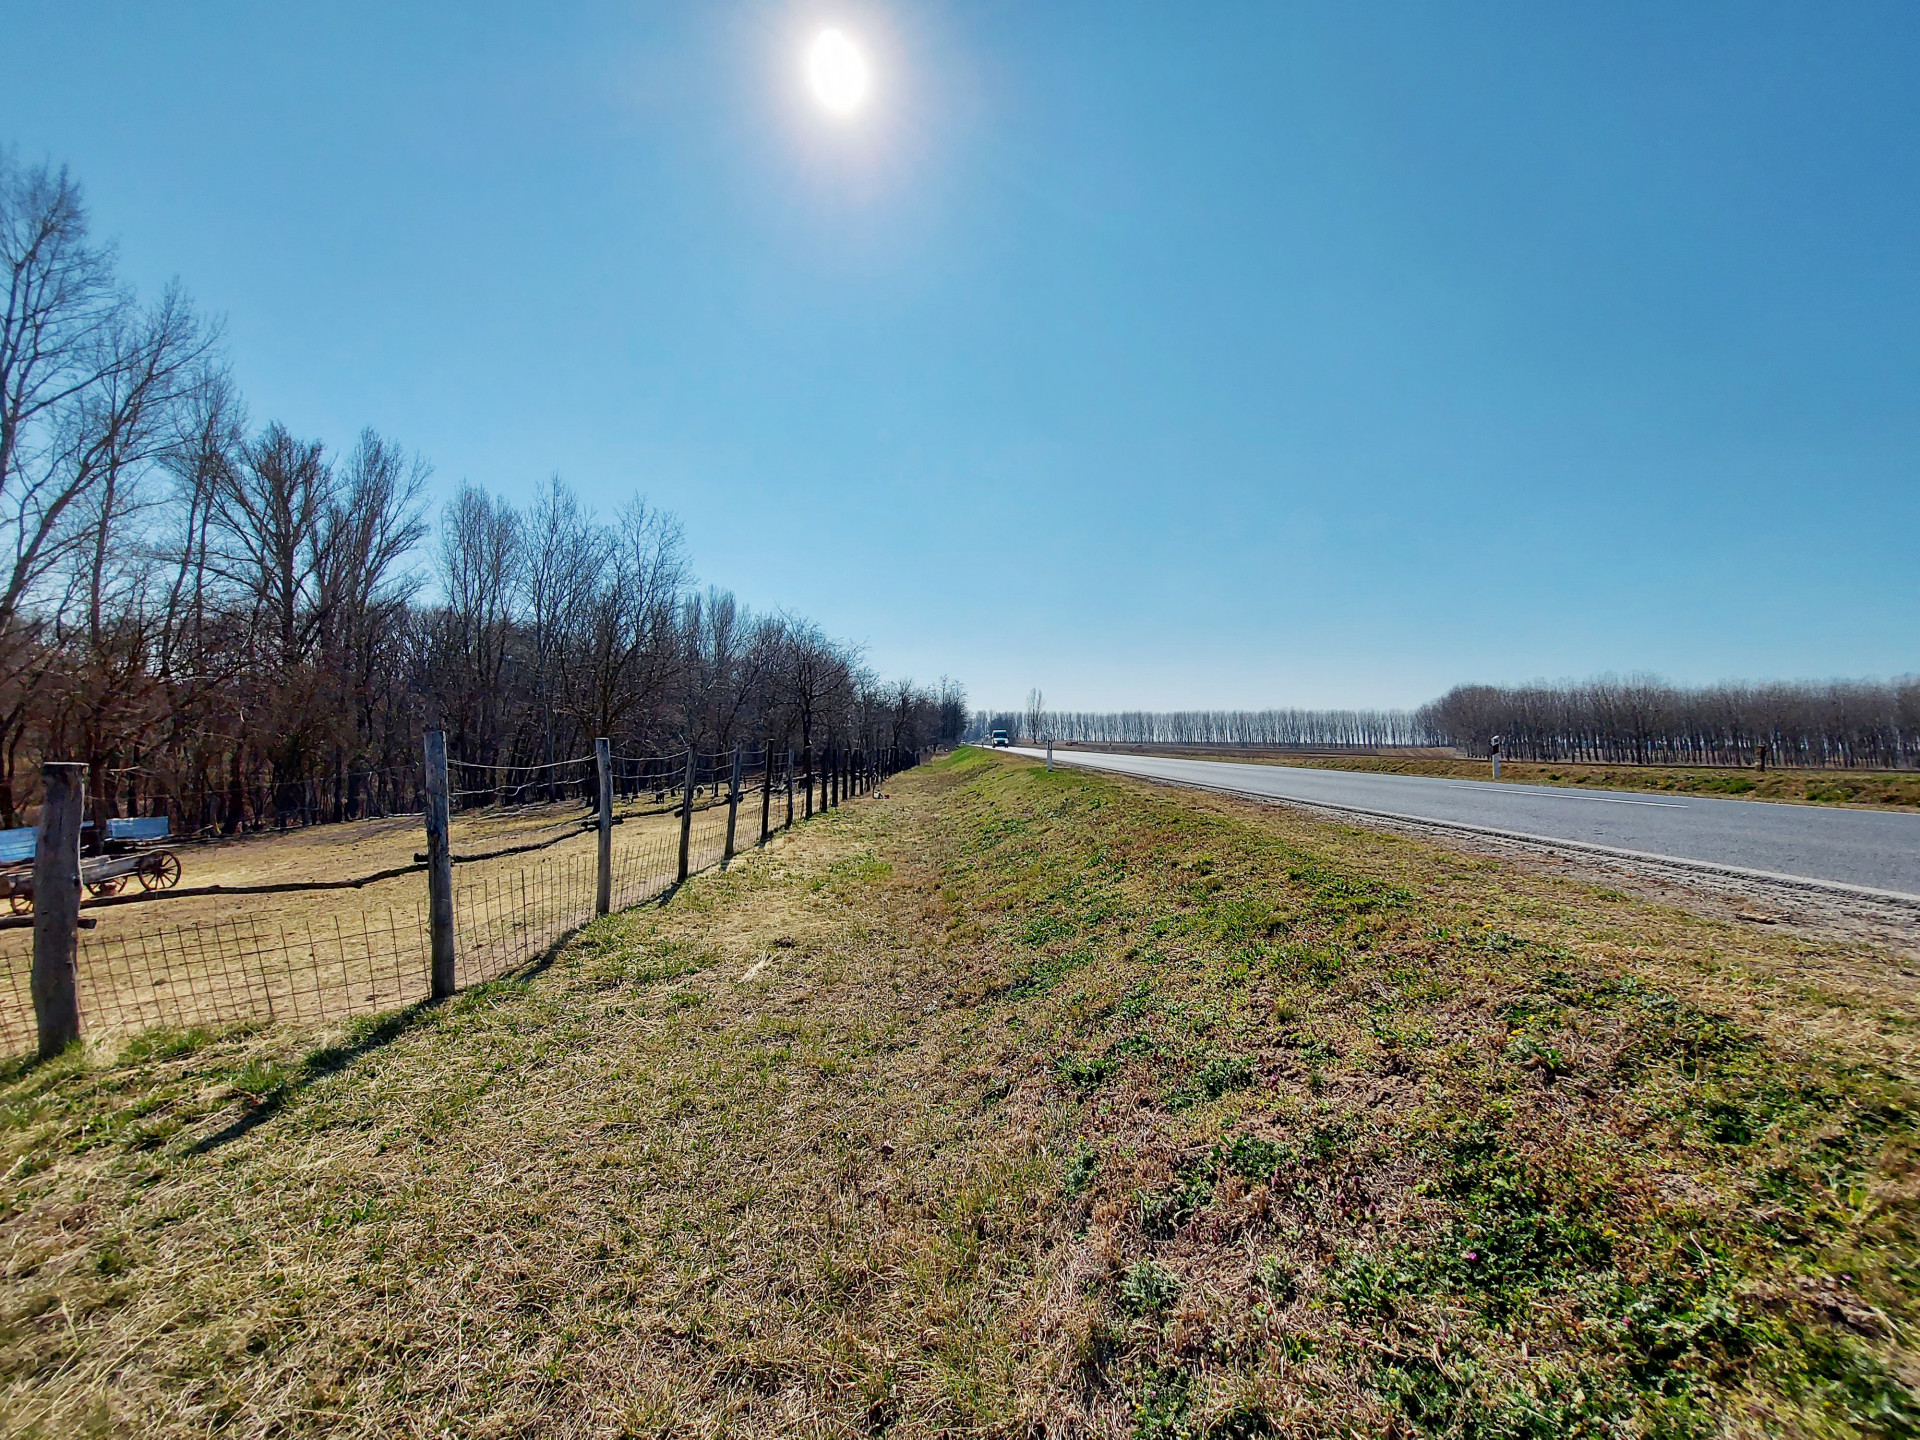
[807,28,869,115]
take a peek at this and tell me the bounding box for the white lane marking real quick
[1028,750,1689,807]
[1442,785,1686,808]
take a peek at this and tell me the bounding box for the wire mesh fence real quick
[0,741,910,1055]
[0,904,432,1052]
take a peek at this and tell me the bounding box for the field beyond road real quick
[1052,746,1920,813]
[1,749,1916,1436]
[1018,747,1920,898]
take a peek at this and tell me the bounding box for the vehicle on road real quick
[991,729,1010,747]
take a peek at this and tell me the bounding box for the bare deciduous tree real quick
[0,152,959,832]
[1025,688,1045,744]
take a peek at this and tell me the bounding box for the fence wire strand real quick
[0,745,919,1052]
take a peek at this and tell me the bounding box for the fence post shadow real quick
[196,886,630,1154]
[187,993,447,1155]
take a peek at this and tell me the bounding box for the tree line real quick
[972,674,1920,770]
[0,153,964,833]
[1418,676,1920,769]
[968,706,1431,749]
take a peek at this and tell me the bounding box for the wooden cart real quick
[2,818,182,914]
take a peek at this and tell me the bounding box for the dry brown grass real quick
[0,750,1913,1436]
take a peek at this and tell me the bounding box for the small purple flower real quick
[1464,1250,1479,1262]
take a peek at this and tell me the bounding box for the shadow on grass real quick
[187,998,442,1154]
[0,1042,86,1088]
[186,916,603,1155]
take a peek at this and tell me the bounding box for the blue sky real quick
[6,2,1917,711]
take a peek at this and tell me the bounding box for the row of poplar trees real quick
[1418,676,1920,768]
[978,678,1919,770]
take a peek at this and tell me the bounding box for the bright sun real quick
[807,28,869,115]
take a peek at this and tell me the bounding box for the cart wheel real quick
[139,850,182,890]
[8,891,28,915]
[86,874,126,898]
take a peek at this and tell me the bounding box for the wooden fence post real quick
[424,731,456,998]
[595,738,613,915]
[724,748,742,861]
[785,749,795,829]
[31,762,85,1056]
[677,746,697,882]
[759,743,773,844]
[803,746,813,820]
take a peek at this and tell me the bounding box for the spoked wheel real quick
[85,874,126,898]
[8,890,29,915]
[138,850,182,890]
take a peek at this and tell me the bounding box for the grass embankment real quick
[0,749,1915,1435]
[1065,747,1920,811]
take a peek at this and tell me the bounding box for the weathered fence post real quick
[724,747,742,861]
[424,731,457,998]
[31,762,85,1056]
[785,749,795,829]
[803,746,813,820]
[677,746,697,882]
[595,737,613,915]
[759,742,773,844]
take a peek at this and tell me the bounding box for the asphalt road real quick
[1002,747,1920,898]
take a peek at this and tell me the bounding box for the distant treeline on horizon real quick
[970,674,1920,770]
